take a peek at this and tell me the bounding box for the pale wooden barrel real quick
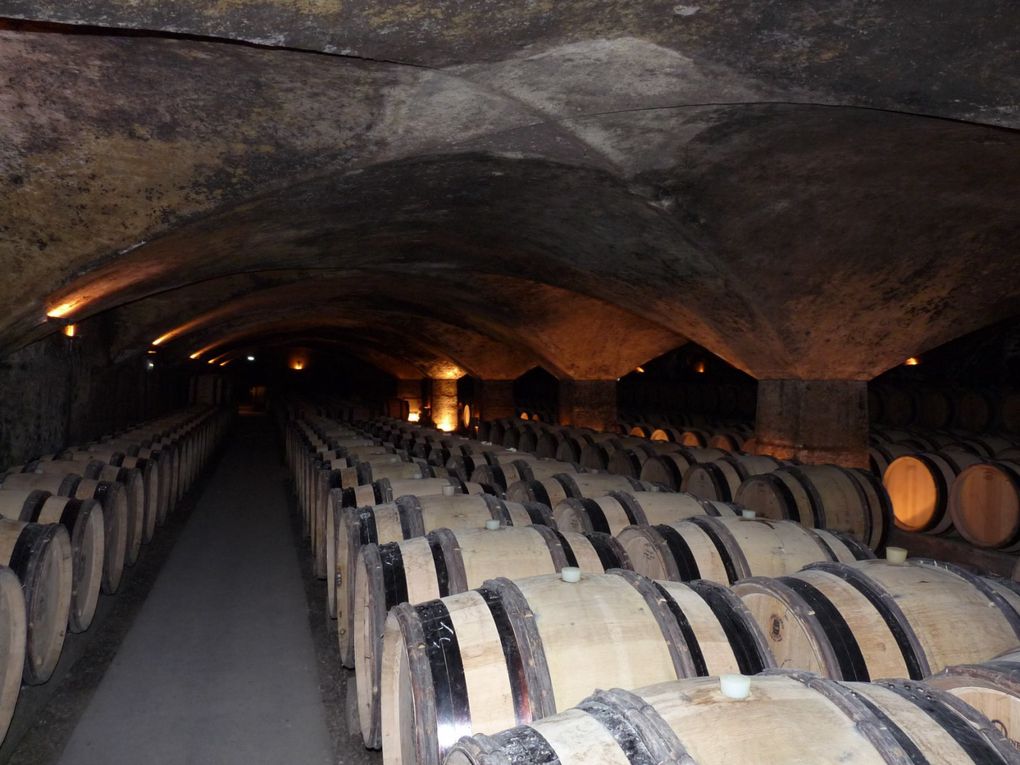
[380,570,773,765]
[734,464,890,550]
[332,492,553,666]
[355,526,629,747]
[0,566,25,744]
[0,519,73,685]
[884,450,984,534]
[0,487,104,633]
[681,454,783,502]
[470,459,579,493]
[553,491,737,536]
[928,648,1020,748]
[101,439,172,525]
[605,443,659,478]
[79,446,159,544]
[16,468,127,595]
[948,461,1020,550]
[47,457,145,566]
[340,476,483,509]
[734,558,1020,682]
[445,671,1015,765]
[638,448,728,490]
[618,516,873,584]
[505,474,657,509]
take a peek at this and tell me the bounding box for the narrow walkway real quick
[57,415,334,765]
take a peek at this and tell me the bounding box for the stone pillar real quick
[430,378,459,432]
[559,380,618,431]
[395,378,423,418]
[754,380,868,468]
[478,380,516,422]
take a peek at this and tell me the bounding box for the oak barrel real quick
[0,519,72,684]
[380,570,773,764]
[680,454,783,502]
[884,450,984,534]
[0,487,104,633]
[445,671,1015,765]
[0,567,25,745]
[948,461,1020,550]
[734,558,1020,682]
[734,464,890,550]
[638,448,728,490]
[553,491,736,536]
[618,516,873,584]
[928,648,1020,748]
[332,493,553,666]
[505,474,657,509]
[354,525,629,748]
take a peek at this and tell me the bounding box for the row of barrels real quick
[0,406,229,744]
[282,408,1019,765]
[445,662,1020,764]
[376,557,1020,764]
[871,383,1020,433]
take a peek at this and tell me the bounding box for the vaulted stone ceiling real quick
[1,2,1018,382]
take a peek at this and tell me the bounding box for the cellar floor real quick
[3,413,377,764]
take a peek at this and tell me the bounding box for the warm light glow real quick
[520,412,530,420]
[63,324,77,338]
[694,360,706,374]
[291,360,305,371]
[436,417,457,433]
[46,299,85,319]
[147,349,157,355]
[219,361,229,367]
[207,359,216,365]
[407,411,421,423]
[152,332,172,346]
[634,366,645,374]
[189,352,202,360]
[904,357,920,366]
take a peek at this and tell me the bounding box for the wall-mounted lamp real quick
[904,357,920,366]
[634,366,645,374]
[63,324,77,338]
[407,411,421,423]
[247,355,255,362]
[694,360,706,374]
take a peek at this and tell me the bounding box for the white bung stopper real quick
[886,546,908,564]
[442,484,457,496]
[741,509,756,519]
[720,674,751,700]
[560,567,582,583]
[485,519,501,530]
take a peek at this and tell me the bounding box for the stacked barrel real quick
[0,405,230,744]
[281,405,1020,765]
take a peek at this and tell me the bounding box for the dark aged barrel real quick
[354,526,630,748]
[680,454,784,502]
[470,459,579,493]
[884,450,984,534]
[734,464,890,550]
[734,558,1020,681]
[0,565,25,743]
[948,461,1020,550]
[617,516,872,584]
[379,570,773,765]
[639,448,728,490]
[332,492,552,667]
[553,491,737,536]
[927,648,1020,748]
[505,474,658,508]
[0,519,73,685]
[0,487,104,633]
[444,671,1015,765]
